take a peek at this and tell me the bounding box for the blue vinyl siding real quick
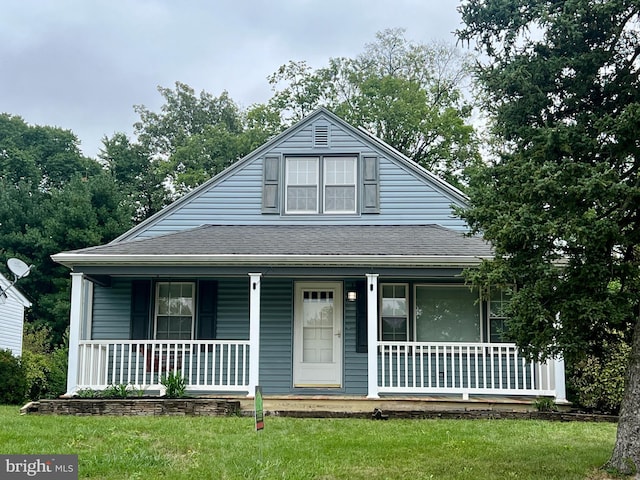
[259,278,294,394]
[216,278,250,339]
[125,114,467,241]
[92,279,131,340]
[343,279,368,394]
[92,278,252,341]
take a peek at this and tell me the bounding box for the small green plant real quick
[533,397,558,412]
[102,383,131,399]
[75,388,102,398]
[130,385,147,397]
[160,371,187,398]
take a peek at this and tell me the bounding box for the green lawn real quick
[0,405,622,479]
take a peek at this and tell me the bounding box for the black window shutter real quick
[355,280,368,353]
[262,156,280,213]
[362,156,380,213]
[131,280,151,340]
[197,280,217,339]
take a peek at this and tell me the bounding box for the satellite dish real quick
[7,258,32,280]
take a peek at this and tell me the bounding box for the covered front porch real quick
[72,338,563,400]
[66,272,567,403]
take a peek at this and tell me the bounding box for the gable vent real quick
[314,124,329,147]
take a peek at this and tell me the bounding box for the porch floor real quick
[210,394,565,417]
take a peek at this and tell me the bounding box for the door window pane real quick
[302,290,334,363]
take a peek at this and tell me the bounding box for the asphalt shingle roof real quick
[68,225,492,258]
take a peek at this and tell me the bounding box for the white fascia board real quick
[52,253,489,268]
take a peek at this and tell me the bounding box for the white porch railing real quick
[76,340,250,392]
[378,342,556,397]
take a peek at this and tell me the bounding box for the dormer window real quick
[285,156,357,214]
[324,157,357,213]
[262,154,379,215]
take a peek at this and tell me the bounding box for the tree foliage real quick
[0,114,133,343]
[267,29,481,188]
[457,0,640,473]
[99,132,165,221]
[111,82,276,202]
[0,349,27,405]
[21,325,68,400]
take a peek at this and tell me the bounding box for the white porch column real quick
[65,272,85,396]
[366,273,379,399]
[247,273,262,398]
[554,356,568,403]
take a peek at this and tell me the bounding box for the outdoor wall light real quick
[347,291,357,302]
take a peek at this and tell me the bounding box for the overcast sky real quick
[1,0,466,158]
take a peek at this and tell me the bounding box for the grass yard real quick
[0,405,621,479]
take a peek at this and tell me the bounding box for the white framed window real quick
[286,157,319,213]
[154,282,195,340]
[324,157,357,213]
[380,284,409,341]
[414,284,481,342]
[487,287,513,343]
[285,156,357,214]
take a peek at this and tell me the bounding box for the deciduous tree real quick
[0,115,131,344]
[128,82,275,199]
[267,29,481,188]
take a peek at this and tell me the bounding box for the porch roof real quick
[52,224,493,268]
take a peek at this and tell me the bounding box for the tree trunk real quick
[606,317,640,475]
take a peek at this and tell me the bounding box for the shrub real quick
[0,349,28,404]
[568,334,630,415]
[22,350,50,400]
[46,344,68,398]
[20,325,68,400]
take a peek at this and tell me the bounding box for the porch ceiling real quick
[52,225,493,268]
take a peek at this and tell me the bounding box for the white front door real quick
[293,282,343,387]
